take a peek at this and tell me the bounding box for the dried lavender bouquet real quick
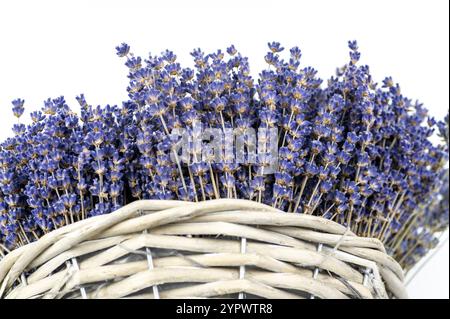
[0,41,448,272]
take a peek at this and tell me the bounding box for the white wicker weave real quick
[0,199,408,299]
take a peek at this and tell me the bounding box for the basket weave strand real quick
[0,199,408,299]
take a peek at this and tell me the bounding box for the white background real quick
[0,0,448,298]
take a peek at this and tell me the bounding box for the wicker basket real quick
[0,199,408,299]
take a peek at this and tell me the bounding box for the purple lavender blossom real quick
[0,41,448,272]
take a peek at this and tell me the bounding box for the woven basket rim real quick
[0,199,408,299]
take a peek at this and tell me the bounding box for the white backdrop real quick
[0,0,448,298]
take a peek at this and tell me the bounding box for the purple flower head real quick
[11,98,25,118]
[268,41,284,53]
[116,43,130,57]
